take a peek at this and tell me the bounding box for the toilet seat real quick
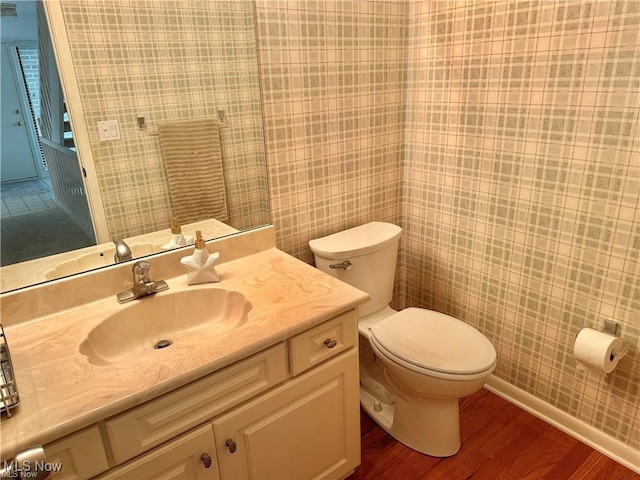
[369,308,496,380]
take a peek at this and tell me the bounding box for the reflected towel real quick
[158,118,229,224]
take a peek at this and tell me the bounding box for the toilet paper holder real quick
[603,320,620,336]
[603,320,628,361]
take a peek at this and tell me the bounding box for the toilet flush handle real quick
[329,260,352,271]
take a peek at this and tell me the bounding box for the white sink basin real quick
[79,288,252,366]
[44,243,162,279]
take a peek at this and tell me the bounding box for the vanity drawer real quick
[45,425,109,480]
[95,424,218,480]
[105,343,287,465]
[288,309,357,376]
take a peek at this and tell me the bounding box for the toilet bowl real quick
[310,222,497,457]
[368,307,496,456]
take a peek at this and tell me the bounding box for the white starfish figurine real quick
[181,248,221,285]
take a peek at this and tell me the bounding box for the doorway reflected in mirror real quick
[0,2,96,268]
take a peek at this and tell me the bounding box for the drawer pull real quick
[324,339,337,349]
[225,439,237,453]
[200,453,212,468]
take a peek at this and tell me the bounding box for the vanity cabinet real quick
[45,309,359,480]
[104,344,288,465]
[213,351,359,480]
[96,425,218,480]
[44,426,109,480]
[288,310,357,376]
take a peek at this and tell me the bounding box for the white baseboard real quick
[484,375,640,474]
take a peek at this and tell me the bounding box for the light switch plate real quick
[97,120,121,141]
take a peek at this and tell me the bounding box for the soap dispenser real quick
[162,218,194,249]
[180,231,221,285]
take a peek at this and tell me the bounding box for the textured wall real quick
[402,0,639,447]
[255,0,638,448]
[255,0,407,263]
[60,0,269,240]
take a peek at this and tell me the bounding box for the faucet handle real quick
[133,260,151,281]
[113,239,133,263]
[117,261,168,303]
[133,260,150,271]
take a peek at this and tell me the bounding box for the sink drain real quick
[154,339,172,349]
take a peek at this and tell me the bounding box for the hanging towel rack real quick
[137,109,226,136]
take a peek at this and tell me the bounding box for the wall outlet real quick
[97,120,121,141]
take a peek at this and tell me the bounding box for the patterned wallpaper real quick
[255,0,639,448]
[255,0,406,262]
[59,0,270,240]
[402,0,639,447]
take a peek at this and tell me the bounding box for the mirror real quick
[0,0,270,293]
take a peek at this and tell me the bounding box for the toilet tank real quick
[309,222,402,317]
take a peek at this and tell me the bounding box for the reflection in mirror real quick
[0,0,270,293]
[1,1,97,266]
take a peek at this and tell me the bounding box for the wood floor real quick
[348,389,639,480]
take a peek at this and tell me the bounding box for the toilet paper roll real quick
[573,328,627,376]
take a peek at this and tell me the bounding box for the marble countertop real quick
[0,248,368,459]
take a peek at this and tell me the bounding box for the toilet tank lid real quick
[309,222,402,259]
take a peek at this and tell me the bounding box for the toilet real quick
[309,222,496,457]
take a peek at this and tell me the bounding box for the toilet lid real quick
[369,308,496,375]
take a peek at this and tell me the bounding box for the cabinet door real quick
[45,426,109,480]
[213,350,360,480]
[96,424,220,480]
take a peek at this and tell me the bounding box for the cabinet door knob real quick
[324,339,337,349]
[200,453,212,468]
[225,439,237,453]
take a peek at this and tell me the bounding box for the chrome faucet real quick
[113,239,132,263]
[116,261,169,303]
